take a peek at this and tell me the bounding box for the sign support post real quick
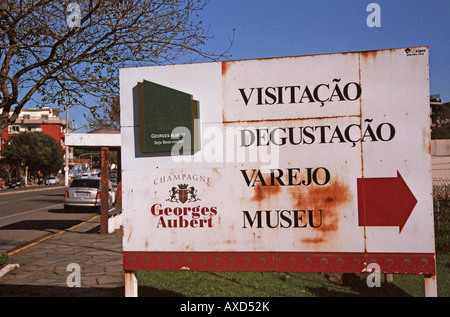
[124,270,138,297]
[100,146,109,234]
[424,274,437,297]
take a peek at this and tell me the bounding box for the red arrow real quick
[357,171,417,233]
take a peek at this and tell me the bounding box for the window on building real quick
[9,125,20,134]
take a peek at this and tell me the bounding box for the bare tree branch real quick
[0,0,232,130]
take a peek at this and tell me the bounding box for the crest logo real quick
[167,184,201,204]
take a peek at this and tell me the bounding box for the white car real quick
[46,176,60,185]
[64,178,114,212]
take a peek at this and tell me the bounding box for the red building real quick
[0,107,72,178]
[1,106,68,148]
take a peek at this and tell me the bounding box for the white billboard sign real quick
[120,47,435,274]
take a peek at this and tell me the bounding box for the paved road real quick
[0,186,98,254]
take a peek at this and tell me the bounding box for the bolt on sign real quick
[120,47,435,276]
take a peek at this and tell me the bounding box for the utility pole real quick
[65,94,70,186]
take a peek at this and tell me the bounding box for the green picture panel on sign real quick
[138,80,200,154]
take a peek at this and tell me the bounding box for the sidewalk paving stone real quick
[0,217,125,297]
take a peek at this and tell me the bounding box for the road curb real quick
[0,185,66,196]
[6,215,100,257]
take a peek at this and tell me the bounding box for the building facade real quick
[0,107,73,179]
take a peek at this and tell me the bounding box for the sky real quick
[67,0,449,131]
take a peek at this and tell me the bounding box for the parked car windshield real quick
[70,179,100,189]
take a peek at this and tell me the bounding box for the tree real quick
[431,102,450,139]
[85,92,120,130]
[1,132,64,177]
[0,0,232,131]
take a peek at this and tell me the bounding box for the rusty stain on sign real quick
[289,179,353,245]
[251,177,282,202]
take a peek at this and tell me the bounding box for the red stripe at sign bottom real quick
[123,252,435,274]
